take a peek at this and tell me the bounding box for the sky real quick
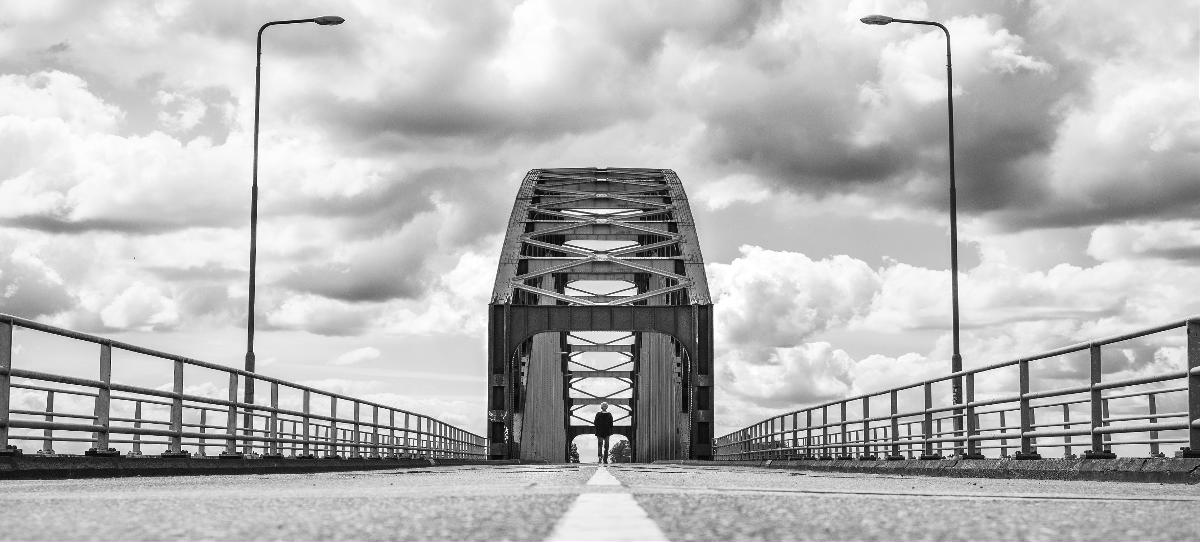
[1,0,1199,446]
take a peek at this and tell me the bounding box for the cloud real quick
[3,1,1199,439]
[1088,221,1200,262]
[0,71,245,233]
[719,342,853,408]
[154,89,206,132]
[0,237,75,318]
[98,281,179,331]
[265,294,377,337]
[709,245,879,348]
[710,238,1200,430]
[332,346,381,366]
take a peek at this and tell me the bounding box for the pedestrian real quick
[593,402,614,463]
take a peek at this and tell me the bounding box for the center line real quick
[586,466,622,486]
[545,466,670,542]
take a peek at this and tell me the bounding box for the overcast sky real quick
[1,0,1198,439]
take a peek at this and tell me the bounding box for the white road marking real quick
[585,466,622,486]
[545,466,670,542]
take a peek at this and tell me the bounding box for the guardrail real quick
[715,317,1200,461]
[0,314,486,459]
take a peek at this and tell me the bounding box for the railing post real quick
[768,417,776,458]
[1062,403,1073,458]
[860,397,873,459]
[964,373,983,459]
[166,360,184,456]
[820,405,830,460]
[1014,359,1041,459]
[388,410,397,458]
[1187,319,1200,457]
[999,410,1009,457]
[372,405,381,459]
[1084,345,1114,459]
[439,422,446,457]
[198,409,207,456]
[39,390,55,455]
[328,398,339,458]
[790,412,798,457]
[267,382,280,458]
[221,372,242,458]
[1148,393,1160,457]
[920,382,939,459]
[804,409,813,459]
[905,422,914,458]
[887,390,902,460]
[301,390,312,458]
[416,416,424,456]
[0,322,12,454]
[242,375,254,456]
[351,401,361,459]
[838,401,849,459]
[935,418,943,456]
[403,412,411,457]
[87,344,115,456]
[131,401,143,457]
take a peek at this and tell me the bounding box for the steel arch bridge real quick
[487,168,714,462]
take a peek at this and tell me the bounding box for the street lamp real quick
[245,16,345,448]
[861,14,970,458]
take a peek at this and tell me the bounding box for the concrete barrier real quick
[657,458,1200,484]
[0,455,524,479]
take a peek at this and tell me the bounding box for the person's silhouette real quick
[593,402,614,463]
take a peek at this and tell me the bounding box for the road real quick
[0,463,1198,541]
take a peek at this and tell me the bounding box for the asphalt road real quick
[0,463,1198,541]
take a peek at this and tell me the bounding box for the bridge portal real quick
[487,168,714,461]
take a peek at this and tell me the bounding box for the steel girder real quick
[487,168,714,461]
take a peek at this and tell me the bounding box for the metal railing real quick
[0,314,486,459]
[715,317,1200,461]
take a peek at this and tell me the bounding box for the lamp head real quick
[860,14,894,25]
[314,16,345,25]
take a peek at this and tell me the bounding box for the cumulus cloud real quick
[97,282,179,330]
[710,238,1200,431]
[0,238,75,318]
[1088,221,1200,263]
[720,342,853,408]
[709,246,879,348]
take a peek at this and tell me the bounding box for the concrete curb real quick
[0,455,525,479]
[655,458,1200,484]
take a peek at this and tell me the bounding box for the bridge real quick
[487,168,712,462]
[1,169,1198,540]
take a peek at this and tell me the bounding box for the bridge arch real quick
[487,168,713,461]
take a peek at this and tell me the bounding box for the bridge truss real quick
[488,168,714,461]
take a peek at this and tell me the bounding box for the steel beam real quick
[488,168,713,461]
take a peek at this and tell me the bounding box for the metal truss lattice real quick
[488,168,714,461]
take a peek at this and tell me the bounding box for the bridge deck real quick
[0,463,1196,541]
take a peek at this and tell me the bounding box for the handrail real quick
[0,313,487,459]
[714,317,1200,461]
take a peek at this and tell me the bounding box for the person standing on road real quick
[593,402,614,463]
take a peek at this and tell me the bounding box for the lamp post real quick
[861,14,968,458]
[245,16,345,449]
